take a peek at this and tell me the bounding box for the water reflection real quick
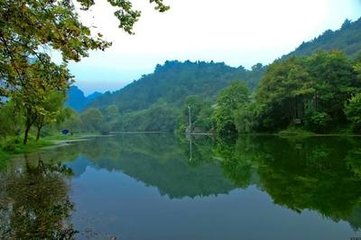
[1,134,361,239]
[0,153,76,239]
[216,136,361,230]
[64,134,235,199]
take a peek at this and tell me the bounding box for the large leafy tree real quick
[11,56,71,144]
[0,0,168,143]
[255,57,313,131]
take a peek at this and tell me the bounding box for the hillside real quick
[79,17,361,133]
[91,60,266,112]
[286,18,361,58]
[65,86,102,112]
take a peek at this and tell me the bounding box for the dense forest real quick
[286,18,361,59]
[62,17,361,136]
[92,60,265,109]
[64,49,361,136]
[69,60,265,133]
[2,14,361,150]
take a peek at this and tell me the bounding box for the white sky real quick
[68,0,361,94]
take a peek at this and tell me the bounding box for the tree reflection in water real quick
[215,136,361,230]
[0,153,76,239]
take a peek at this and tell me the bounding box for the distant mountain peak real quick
[65,85,103,112]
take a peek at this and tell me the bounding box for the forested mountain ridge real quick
[66,17,361,134]
[91,60,266,112]
[285,18,361,58]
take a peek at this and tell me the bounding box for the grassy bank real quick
[0,133,90,163]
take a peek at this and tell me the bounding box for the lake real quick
[1,134,361,240]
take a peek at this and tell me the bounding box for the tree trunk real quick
[36,126,41,141]
[23,123,31,145]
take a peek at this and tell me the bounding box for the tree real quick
[34,91,67,141]
[179,96,213,133]
[0,0,169,143]
[80,107,105,133]
[255,51,359,133]
[0,101,21,140]
[61,108,83,133]
[345,93,361,133]
[103,104,120,131]
[306,51,357,123]
[11,57,71,144]
[213,81,250,137]
[255,57,313,131]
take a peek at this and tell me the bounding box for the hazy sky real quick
[68,0,361,94]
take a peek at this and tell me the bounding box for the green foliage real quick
[89,61,266,133]
[253,51,360,133]
[80,108,107,133]
[33,90,68,140]
[0,101,21,139]
[255,56,312,131]
[61,108,83,133]
[213,81,250,137]
[304,111,332,133]
[234,102,260,133]
[118,101,179,132]
[178,95,213,133]
[345,93,361,133]
[0,0,169,143]
[92,60,265,113]
[286,18,361,59]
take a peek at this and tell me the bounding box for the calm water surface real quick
[1,134,361,239]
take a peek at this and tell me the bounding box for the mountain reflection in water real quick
[1,134,361,239]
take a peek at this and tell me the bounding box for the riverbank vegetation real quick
[1,8,361,158]
[77,18,361,138]
[77,49,361,138]
[0,0,168,155]
[214,50,361,136]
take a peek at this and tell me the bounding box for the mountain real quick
[82,17,361,132]
[285,18,361,59]
[65,86,102,112]
[91,60,266,112]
